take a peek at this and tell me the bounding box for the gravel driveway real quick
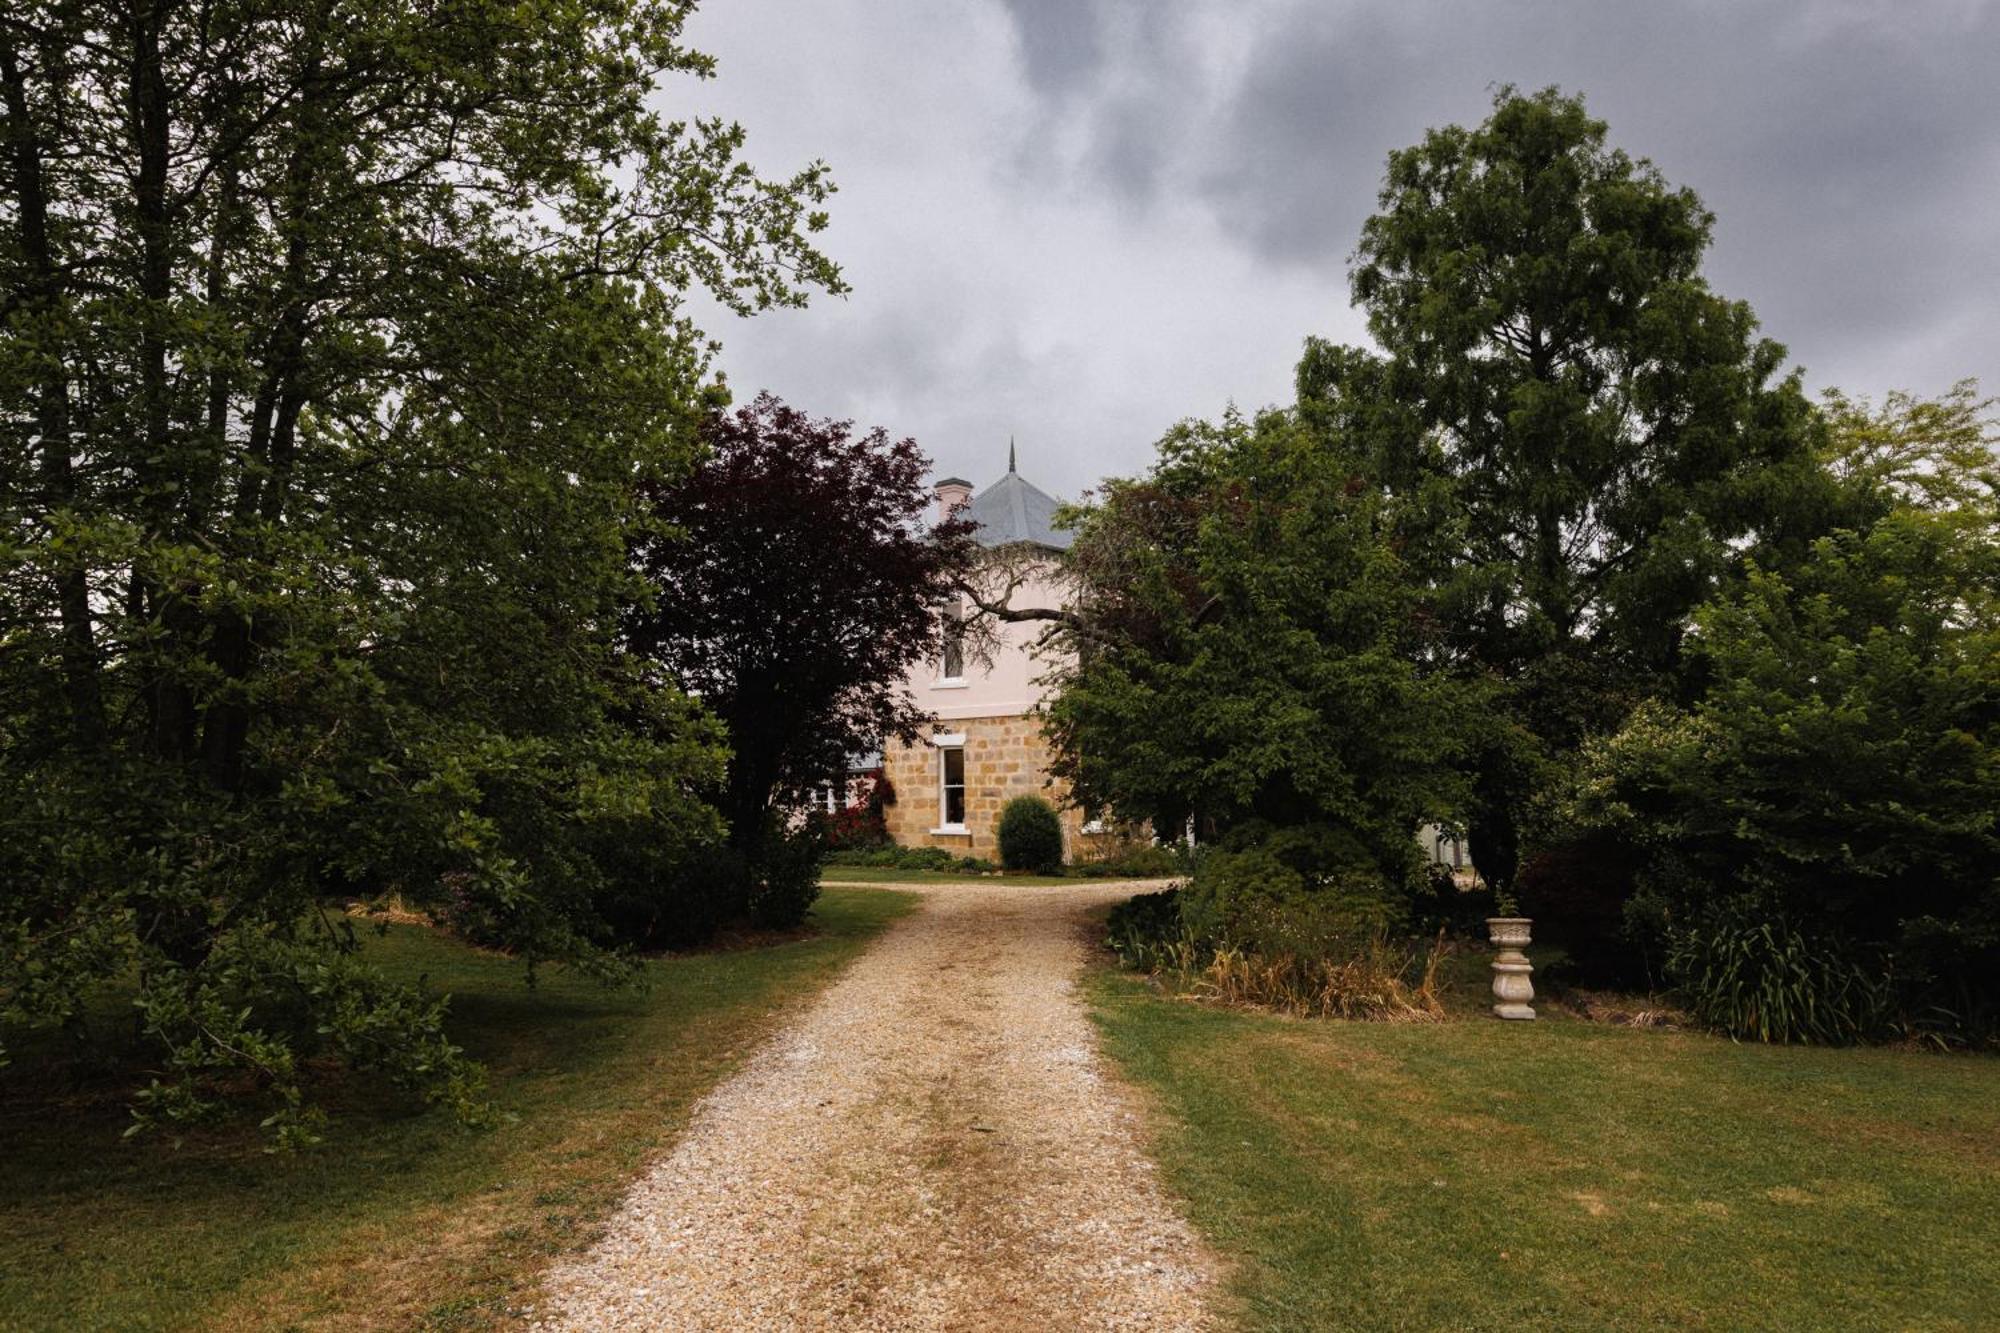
[533,880,1214,1331]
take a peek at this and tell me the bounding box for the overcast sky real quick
[678,0,2000,502]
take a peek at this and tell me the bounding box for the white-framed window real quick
[939,746,966,828]
[938,604,966,684]
[930,732,968,832]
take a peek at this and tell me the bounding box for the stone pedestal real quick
[1487,917,1536,1021]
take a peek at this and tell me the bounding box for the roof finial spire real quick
[1008,436,1017,473]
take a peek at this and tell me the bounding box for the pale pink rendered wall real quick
[910,566,1068,721]
[881,560,1128,857]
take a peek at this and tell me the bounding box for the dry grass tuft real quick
[1164,933,1446,1022]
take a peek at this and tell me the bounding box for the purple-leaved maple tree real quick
[625,393,976,850]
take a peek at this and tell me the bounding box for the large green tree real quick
[1040,407,1481,888]
[1561,382,1999,1041]
[1566,506,2000,1042]
[1303,87,1830,890]
[0,0,838,1139]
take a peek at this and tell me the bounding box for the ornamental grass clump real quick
[1666,908,1888,1045]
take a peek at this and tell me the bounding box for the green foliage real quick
[997,795,1065,874]
[1042,406,1482,870]
[745,823,824,931]
[1070,843,1185,879]
[823,845,994,874]
[1819,379,1999,523]
[127,925,492,1148]
[1512,836,1653,987]
[1567,506,2000,1042]
[1104,877,1443,1022]
[0,889,914,1328]
[1104,889,1185,970]
[1666,907,1888,1046]
[1308,86,1831,891]
[1177,824,1408,955]
[0,0,839,1136]
[1407,864,1499,939]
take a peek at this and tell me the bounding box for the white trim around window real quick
[932,734,968,833]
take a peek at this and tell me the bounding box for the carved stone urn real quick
[1486,917,1536,1021]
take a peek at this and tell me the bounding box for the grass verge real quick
[1089,963,2000,1331]
[0,886,916,1331]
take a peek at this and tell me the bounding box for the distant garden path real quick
[533,882,1213,1331]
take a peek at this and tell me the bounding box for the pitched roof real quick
[964,466,1073,551]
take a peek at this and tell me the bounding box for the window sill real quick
[932,678,970,690]
[929,825,971,837]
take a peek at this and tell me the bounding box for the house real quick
[878,449,1110,860]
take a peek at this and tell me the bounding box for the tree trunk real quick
[1,35,105,749]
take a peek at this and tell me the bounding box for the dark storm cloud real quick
[990,0,2000,394]
[685,0,1996,505]
[997,0,1107,95]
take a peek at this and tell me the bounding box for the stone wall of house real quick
[881,713,1119,861]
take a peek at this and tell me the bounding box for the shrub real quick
[1513,836,1653,987]
[594,841,747,951]
[821,844,996,875]
[896,846,959,871]
[747,823,823,930]
[997,796,1064,874]
[1178,824,1405,951]
[1189,939,1444,1021]
[1407,863,1497,938]
[1666,906,1888,1045]
[1105,888,1184,969]
[1562,512,2000,1044]
[1102,827,1445,1023]
[822,774,892,851]
[1072,844,1183,878]
[1105,886,1443,1020]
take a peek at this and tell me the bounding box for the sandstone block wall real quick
[881,713,1117,861]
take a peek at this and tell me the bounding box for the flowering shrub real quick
[822,774,891,850]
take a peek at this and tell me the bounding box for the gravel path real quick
[533,881,1215,1331]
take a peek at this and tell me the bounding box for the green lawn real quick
[0,886,915,1332]
[1090,965,2000,1332]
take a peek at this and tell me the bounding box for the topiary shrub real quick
[997,795,1064,873]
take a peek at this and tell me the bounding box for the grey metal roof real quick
[965,468,1074,551]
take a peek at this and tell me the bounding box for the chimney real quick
[934,476,973,523]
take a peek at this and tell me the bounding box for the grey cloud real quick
[997,0,1108,95]
[994,0,1200,207]
[689,0,1997,508]
[1184,1,2000,392]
